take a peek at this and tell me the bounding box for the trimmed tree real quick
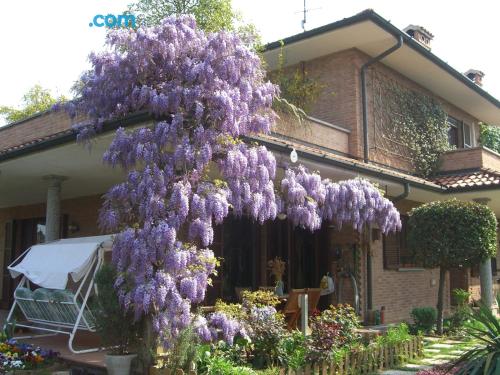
[60,16,402,367]
[408,199,497,334]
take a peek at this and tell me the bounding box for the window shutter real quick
[383,232,400,269]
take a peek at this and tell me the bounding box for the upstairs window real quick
[463,123,472,148]
[447,116,461,148]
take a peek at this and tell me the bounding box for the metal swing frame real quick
[4,244,106,354]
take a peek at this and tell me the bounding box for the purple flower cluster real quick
[67,15,401,346]
[281,166,401,234]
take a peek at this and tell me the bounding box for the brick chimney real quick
[403,25,434,50]
[464,69,485,86]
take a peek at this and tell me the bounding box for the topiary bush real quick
[410,307,437,334]
[408,199,497,334]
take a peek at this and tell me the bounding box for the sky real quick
[0,0,499,126]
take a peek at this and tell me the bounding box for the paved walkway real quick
[381,336,476,374]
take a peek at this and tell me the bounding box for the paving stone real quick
[421,358,449,365]
[381,371,416,375]
[423,348,441,353]
[429,343,454,349]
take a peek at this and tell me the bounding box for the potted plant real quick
[94,264,139,375]
[267,257,286,296]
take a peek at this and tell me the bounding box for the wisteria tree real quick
[64,16,401,364]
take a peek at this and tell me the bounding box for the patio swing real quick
[5,235,113,354]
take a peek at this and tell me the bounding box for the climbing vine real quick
[372,73,450,177]
[480,122,500,154]
[270,42,323,119]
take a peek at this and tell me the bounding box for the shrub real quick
[379,323,412,345]
[410,307,437,334]
[246,306,287,368]
[241,290,281,308]
[319,304,361,346]
[277,331,306,369]
[451,295,500,374]
[307,304,360,361]
[93,264,139,355]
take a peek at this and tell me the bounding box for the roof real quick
[432,169,500,191]
[263,9,500,125]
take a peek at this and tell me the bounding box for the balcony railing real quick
[439,146,500,173]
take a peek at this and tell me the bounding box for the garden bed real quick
[150,336,423,374]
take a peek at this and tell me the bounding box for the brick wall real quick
[439,147,500,173]
[369,199,450,323]
[274,112,350,154]
[0,111,74,153]
[282,49,364,159]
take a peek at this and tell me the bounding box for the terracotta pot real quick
[105,353,137,375]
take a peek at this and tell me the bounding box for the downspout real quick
[362,37,404,320]
[361,35,404,163]
[392,182,410,203]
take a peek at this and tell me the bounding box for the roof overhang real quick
[264,10,500,125]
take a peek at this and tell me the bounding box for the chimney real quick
[403,25,434,50]
[464,69,485,86]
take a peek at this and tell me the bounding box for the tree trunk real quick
[141,316,156,374]
[436,267,447,335]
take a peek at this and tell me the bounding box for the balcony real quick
[439,147,500,174]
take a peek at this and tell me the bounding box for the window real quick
[383,216,416,269]
[447,116,460,148]
[463,123,472,148]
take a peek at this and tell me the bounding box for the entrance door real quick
[449,268,468,306]
[1,218,46,308]
[1,216,68,308]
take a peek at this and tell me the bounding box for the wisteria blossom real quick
[62,15,400,347]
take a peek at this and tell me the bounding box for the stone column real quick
[474,198,497,313]
[43,175,67,242]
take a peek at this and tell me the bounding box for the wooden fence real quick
[149,336,423,375]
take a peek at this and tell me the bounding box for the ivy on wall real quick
[373,74,450,177]
[480,122,500,154]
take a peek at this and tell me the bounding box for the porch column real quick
[43,175,67,242]
[474,198,497,313]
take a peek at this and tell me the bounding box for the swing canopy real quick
[8,235,113,290]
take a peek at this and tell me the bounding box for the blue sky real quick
[1,0,499,125]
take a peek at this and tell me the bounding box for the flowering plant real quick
[60,14,401,360]
[0,340,59,372]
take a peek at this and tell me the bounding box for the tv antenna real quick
[296,0,321,32]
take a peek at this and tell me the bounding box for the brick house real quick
[1,9,500,323]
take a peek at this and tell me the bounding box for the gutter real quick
[361,35,403,163]
[264,9,500,109]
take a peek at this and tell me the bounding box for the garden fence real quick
[150,335,423,375]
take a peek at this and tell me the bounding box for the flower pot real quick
[105,353,137,375]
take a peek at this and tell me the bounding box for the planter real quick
[105,353,137,375]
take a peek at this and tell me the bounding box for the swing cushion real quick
[14,287,33,299]
[32,288,52,301]
[52,289,75,302]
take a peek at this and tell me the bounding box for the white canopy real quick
[9,235,113,290]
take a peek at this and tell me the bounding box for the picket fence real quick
[150,336,423,375]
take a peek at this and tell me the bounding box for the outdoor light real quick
[290,148,298,163]
[277,212,287,220]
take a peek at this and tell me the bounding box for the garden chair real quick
[6,235,112,354]
[305,288,322,316]
[282,288,305,330]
